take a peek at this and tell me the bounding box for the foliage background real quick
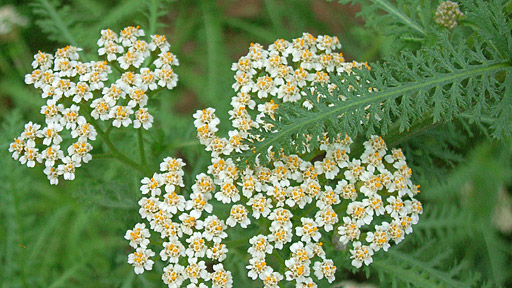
[0,0,511,287]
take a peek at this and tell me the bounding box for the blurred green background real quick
[0,0,511,287]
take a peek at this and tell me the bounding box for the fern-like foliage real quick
[333,0,430,39]
[31,0,79,47]
[372,245,480,288]
[31,0,156,52]
[237,0,512,166]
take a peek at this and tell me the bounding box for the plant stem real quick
[96,123,148,175]
[79,103,148,175]
[138,128,148,169]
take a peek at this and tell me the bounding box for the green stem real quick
[148,0,159,36]
[273,248,287,273]
[79,103,148,175]
[138,128,148,169]
[372,0,426,36]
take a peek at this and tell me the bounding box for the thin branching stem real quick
[79,103,148,175]
[138,128,148,170]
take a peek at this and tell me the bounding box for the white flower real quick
[316,185,340,209]
[385,147,405,163]
[210,264,233,288]
[97,28,118,46]
[366,222,391,252]
[215,180,240,204]
[315,206,338,232]
[385,196,406,219]
[81,71,107,91]
[71,82,93,103]
[162,263,185,288]
[313,259,336,283]
[61,105,81,130]
[289,241,313,263]
[191,173,215,195]
[68,140,93,163]
[344,159,364,182]
[335,179,358,200]
[153,51,179,68]
[268,208,293,230]
[124,223,150,248]
[138,196,160,221]
[247,257,272,280]
[179,213,199,235]
[138,68,158,91]
[284,258,310,283]
[41,145,64,167]
[127,88,147,108]
[32,51,53,70]
[368,194,385,216]
[248,235,273,258]
[247,194,273,219]
[350,241,374,268]
[160,157,186,173]
[21,121,41,140]
[149,34,171,52]
[347,201,374,226]
[130,39,150,58]
[184,258,209,283]
[90,98,111,120]
[9,137,25,160]
[207,242,228,262]
[338,216,361,245]
[40,99,63,123]
[262,271,283,288]
[268,225,292,249]
[202,215,227,243]
[119,26,145,47]
[140,173,164,196]
[98,41,124,61]
[388,220,405,244]
[110,105,133,127]
[316,35,341,53]
[226,204,250,228]
[58,156,80,180]
[71,120,97,141]
[127,247,154,274]
[156,67,178,89]
[295,217,321,243]
[193,108,220,128]
[159,191,186,214]
[185,192,213,218]
[102,84,125,106]
[43,166,59,185]
[185,232,207,258]
[160,238,185,263]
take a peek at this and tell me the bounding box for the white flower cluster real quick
[0,5,28,36]
[189,35,423,285]
[9,26,179,184]
[225,33,369,144]
[126,157,233,288]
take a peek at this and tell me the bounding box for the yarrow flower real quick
[9,26,179,184]
[185,34,424,286]
[126,157,233,288]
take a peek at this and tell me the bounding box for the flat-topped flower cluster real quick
[126,157,233,288]
[8,26,179,184]
[195,106,422,286]
[188,34,423,286]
